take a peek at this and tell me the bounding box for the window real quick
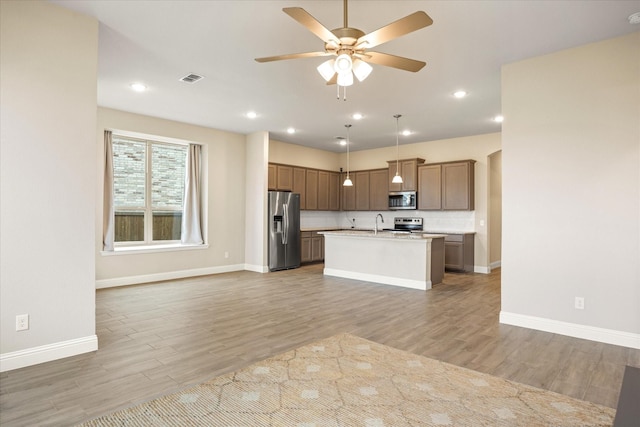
[112,135,188,245]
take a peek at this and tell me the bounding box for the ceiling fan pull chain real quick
[337,83,340,100]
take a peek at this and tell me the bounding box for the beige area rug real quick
[80,333,615,426]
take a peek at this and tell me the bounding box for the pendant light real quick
[392,114,403,184]
[343,124,353,186]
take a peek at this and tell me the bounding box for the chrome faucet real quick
[375,213,384,234]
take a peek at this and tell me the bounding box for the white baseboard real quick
[490,260,501,269]
[474,266,491,274]
[324,268,430,291]
[500,311,640,349]
[0,335,98,372]
[244,264,269,273]
[95,264,246,289]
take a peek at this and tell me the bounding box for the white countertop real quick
[319,230,446,240]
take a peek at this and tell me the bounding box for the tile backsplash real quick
[301,210,475,232]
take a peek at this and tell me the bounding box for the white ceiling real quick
[52,0,640,152]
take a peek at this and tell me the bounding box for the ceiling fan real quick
[255,0,433,93]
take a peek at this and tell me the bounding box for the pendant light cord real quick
[394,114,401,176]
[346,124,351,176]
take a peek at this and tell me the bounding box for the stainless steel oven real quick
[388,191,417,210]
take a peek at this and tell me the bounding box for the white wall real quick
[95,108,247,287]
[501,32,640,348]
[245,132,269,272]
[0,1,99,370]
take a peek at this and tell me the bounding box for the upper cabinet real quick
[268,163,293,191]
[269,163,340,211]
[292,167,306,209]
[369,168,389,211]
[417,164,442,210]
[418,160,475,211]
[317,170,340,211]
[387,158,425,192]
[442,161,475,210]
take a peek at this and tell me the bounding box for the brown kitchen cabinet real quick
[268,163,293,191]
[443,160,475,210]
[418,160,475,211]
[354,171,370,211]
[444,233,474,272]
[388,158,425,192]
[316,170,340,211]
[418,164,442,210]
[292,167,306,209]
[369,168,389,210]
[342,172,356,211]
[305,169,318,210]
[268,164,276,190]
[301,231,324,263]
[328,172,340,211]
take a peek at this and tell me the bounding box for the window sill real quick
[101,243,209,256]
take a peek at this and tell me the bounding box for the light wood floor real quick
[1,265,638,426]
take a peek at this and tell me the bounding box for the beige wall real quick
[502,32,640,340]
[96,108,247,285]
[489,150,502,265]
[1,1,98,366]
[269,139,340,171]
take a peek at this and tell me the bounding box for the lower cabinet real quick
[301,231,324,263]
[444,233,474,272]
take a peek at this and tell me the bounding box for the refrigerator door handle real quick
[283,203,289,245]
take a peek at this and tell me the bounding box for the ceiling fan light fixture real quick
[317,59,336,82]
[334,53,353,73]
[337,70,354,87]
[352,59,373,82]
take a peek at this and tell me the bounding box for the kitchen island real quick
[319,230,445,290]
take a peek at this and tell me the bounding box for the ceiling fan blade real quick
[283,7,339,44]
[356,11,433,49]
[360,51,426,72]
[255,51,332,63]
[326,74,338,85]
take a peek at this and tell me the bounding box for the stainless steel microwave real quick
[389,191,417,210]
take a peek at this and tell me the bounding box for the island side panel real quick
[322,234,432,290]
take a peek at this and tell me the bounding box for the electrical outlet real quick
[574,297,585,310]
[16,314,29,331]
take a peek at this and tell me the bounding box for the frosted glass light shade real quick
[334,54,352,73]
[317,59,336,82]
[337,71,353,87]
[343,176,353,186]
[392,173,403,184]
[352,59,373,82]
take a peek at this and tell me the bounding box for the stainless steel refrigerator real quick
[268,191,301,271]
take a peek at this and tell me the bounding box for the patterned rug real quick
[79,333,615,426]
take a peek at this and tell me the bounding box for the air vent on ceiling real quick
[180,73,204,83]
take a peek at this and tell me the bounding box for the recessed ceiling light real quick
[402,130,411,136]
[629,12,640,24]
[352,113,363,120]
[453,90,467,98]
[287,127,296,134]
[130,83,147,92]
[494,115,504,123]
[336,136,346,146]
[246,111,258,119]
